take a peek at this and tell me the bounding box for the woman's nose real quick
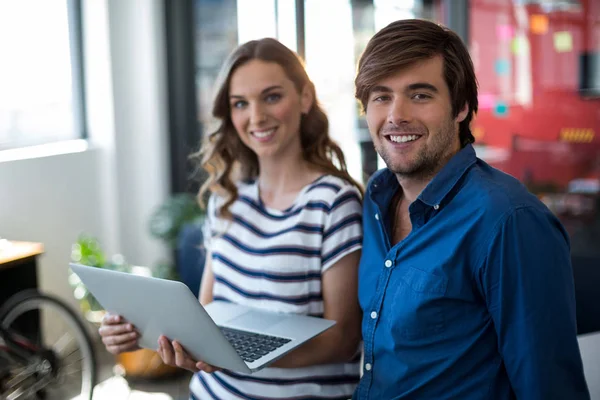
[250,104,267,124]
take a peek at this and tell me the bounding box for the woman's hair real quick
[355,19,478,147]
[194,38,362,218]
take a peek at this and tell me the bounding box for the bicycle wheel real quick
[0,290,96,400]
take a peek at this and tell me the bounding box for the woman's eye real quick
[232,100,247,109]
[265,93,281,103]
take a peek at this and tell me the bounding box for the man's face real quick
[365,56,468,180]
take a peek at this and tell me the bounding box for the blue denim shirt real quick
[355,144,589,400]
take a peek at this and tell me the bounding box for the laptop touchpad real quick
[227,311,287,331]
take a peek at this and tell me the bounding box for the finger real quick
[156,340,165,362]
[173,341,198,372]
[159,336,175,366]
[196,361,220,373]
[99,323,137,337]
[101,330,138,347]
[106,340,139,355]
[102,313,123,325]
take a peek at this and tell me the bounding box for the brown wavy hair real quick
[194,38,362,219]
[355,19,478,147]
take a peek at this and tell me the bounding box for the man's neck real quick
[394,146,461,203]
[395,175,432,204]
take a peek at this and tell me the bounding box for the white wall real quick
[105,0,171,266]
[0,0,171,323]
[0,149,105,311]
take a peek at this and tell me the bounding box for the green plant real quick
[148,193,205,248]
[69,193,205,320]
[69,234,131,319]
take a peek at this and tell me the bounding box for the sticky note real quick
[495,59,511,75]
[554,31,573,53]
[496,24,514,41]
[530,14,548,34]
[494,101,509,117]
[479,93,495,110]
[511,36,529,55]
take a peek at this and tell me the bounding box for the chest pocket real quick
[386,265,448,339]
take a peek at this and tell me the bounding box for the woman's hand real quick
[156,335,221,374]
[98,313,140,354]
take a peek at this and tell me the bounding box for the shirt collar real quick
[418,144,477,207]
[369,144,477,208]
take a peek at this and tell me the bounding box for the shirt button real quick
[375,213,379,220]
[370,311,377,319]
[384,260,392,268]
[365,363,372,371]
[434,204,440,210]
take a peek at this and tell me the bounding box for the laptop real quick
[69,263,335,373]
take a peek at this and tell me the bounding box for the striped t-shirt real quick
[190,174,363,399]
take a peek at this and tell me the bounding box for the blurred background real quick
[0,0,599,398]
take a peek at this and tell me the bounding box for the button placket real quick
[363,256,394,383]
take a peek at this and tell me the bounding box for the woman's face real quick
[228,59,312,162]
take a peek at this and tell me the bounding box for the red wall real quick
[470,0,600,189]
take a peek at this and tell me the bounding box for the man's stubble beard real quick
[375,119,458,181]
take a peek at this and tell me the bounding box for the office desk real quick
[0,240,44,336]
[0,240,43,297]
[0,240,43,265]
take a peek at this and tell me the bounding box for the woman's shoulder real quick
[301,174,363,205]
[206,180,256,213]
[208,180,256,201]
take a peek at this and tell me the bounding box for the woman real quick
[99,38,363,399]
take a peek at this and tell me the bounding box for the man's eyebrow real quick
[369,83,439,96]
[406,83,439,92]
[230,85,284,99]
[370,85,393,94]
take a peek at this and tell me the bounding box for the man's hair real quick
[355,19,478,147]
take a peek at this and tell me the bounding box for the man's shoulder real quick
[461,160,549,217]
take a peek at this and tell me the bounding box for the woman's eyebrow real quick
[230,85,284,99]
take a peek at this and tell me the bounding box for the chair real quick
[176,222,206,298]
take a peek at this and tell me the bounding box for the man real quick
[354,19,589,399]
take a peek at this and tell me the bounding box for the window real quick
[0,0,86,150]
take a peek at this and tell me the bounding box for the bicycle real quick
[0,290,96,400]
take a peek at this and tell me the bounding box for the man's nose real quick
[387,98,412,126]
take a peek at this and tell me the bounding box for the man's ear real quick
[456,102,469,123]
[300,84,314,114]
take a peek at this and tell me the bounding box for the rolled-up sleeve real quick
[480,206,590,399]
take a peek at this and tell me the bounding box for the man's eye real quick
[372,95,390,102]
[412,93,432,101]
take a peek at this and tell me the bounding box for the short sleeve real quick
[202,193,217,251]
[321,185,363,272]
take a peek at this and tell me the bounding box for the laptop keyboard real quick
[219,326,291,363]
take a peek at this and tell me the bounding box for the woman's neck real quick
[257,156,322,209]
